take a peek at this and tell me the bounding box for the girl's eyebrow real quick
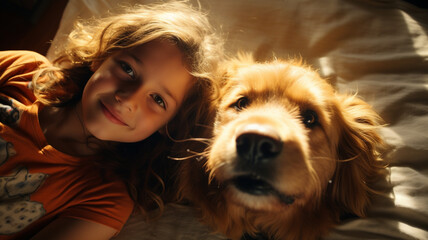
[129,53,142,64]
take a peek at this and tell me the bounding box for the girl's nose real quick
[114,88,142,112]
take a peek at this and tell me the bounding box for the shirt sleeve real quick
[0,50,51,105]
[59,179,135,234]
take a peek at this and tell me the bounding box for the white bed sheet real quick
[48,0,428,239]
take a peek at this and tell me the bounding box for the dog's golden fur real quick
[176,55,386,240]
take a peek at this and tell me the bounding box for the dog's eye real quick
[233,97,249,111]
[301,110,319,128]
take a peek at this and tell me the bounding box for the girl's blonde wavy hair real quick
[32,1,224,216]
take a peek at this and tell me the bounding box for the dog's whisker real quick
[337,154,359,163]
[312,155,359,163]
[168,149,207,161]
[164,124,212,143]
[189,137,212,143]
[186,148,204,155]
[167,155,197,161]
[169,137,212,144]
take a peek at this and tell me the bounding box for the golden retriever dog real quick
[176,55,386,240]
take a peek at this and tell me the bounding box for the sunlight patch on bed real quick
[400,11,428,56]
[397,221,428,240]
[390,167,428,213]
[379,127,405,148]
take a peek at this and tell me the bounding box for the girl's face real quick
[81,40,193,142]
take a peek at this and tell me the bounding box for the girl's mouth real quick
[100,101,127,126]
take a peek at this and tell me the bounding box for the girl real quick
[0,1,223,239]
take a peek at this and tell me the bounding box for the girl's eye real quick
[119,61,135,78]
[301,110,319,128]
[151,94,166,110]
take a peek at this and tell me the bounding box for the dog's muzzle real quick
[230,128,295,205]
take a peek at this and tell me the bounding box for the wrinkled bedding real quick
[48,0,428,239]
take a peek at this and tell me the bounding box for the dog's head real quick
[206,54,385,221]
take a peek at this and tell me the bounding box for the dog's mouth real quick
[231,175,295,205]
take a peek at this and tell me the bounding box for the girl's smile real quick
[99,101,128,126]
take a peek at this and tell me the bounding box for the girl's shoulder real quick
[0,50,52,106]
[0,50,52,87]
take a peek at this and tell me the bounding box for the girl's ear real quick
[329,94,386,217]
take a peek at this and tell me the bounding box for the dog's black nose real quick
[236,132,282,165]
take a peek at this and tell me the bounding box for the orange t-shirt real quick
[0,51,134,239]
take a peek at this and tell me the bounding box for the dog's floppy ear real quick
[329,94,386,217]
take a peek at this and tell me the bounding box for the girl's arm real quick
[31,217,117,240]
